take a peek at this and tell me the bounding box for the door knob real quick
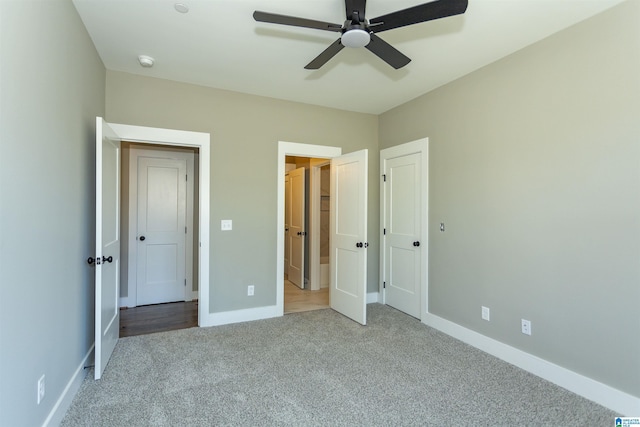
[87,257,95,265]
[413,241,420,247]
[356,242,363,248]
[102,255,113,263]
[139,236,146,241]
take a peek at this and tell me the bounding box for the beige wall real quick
[379,1,640,398]
[0,2,106,426]
[2,2,636,425]
[105,71,379,312]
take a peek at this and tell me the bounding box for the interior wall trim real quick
[43,345,95,427]
[422,313,640,415]
[201,294,383,327]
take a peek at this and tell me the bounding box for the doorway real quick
[284,156,330,313]
[120,143,198,309]
[277,143,341,316]
[94,118,210,379]
[277,141,369,325]
[116,143,199,337]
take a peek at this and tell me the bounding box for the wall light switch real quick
[221,220,232,231]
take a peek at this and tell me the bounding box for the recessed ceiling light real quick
[138,55,154,68]
[174,3,189,13]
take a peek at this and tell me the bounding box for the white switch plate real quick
[221,220,232,231]
[481,306,490,321]
[247,285,254,296]
[37,374,45,404]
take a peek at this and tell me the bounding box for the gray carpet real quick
[61,304,615,426]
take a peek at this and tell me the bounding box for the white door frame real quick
[109,122,210,326]
[123,146,196,307]
[380,138,429,320]
[277,142,341,315]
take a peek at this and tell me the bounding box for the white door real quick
[95,117,121,380]
[288,167,305,288]
[284,174,291,276]
[382,152,422,318]
[136,156,187,305]
[330,149,368,325]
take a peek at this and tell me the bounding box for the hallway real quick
[284,279,329,314]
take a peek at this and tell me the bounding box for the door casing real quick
[108,122,210,327]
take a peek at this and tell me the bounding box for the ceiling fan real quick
[253,0,468,70]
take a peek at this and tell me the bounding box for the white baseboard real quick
[201,294,381,328]
[367,292,380,304]
[200,305,280,327]
[42,344,94,427]
[422,312,640,416]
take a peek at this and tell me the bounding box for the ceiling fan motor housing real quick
[341,24,370,48]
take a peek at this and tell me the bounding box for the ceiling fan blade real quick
[345,0,367,22]
[365,33,411,69]
[253,11,342,32]
[305,39,345,70]
[369,0,468,33]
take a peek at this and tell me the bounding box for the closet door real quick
[288,167,305,288]
[284,174,291,276]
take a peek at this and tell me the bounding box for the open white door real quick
[330,149,368,325]
[95,117,121,380]
[288,167,305,288]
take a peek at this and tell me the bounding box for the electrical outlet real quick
[247,285,254,296]
[37,375,45,404]
[481,306,490,321]
[521,319,532,336]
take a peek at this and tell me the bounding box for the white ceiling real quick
[72,0,623,115]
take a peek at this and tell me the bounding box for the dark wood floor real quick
[119,301,198,338]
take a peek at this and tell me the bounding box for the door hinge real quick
[186,174,188,181]
[383,281,386,289]
[382,174,386,182]
[383,228,386,235]
[185,226,187,234]
[184,279,187,287]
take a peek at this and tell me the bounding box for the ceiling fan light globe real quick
[341,29,370,48]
